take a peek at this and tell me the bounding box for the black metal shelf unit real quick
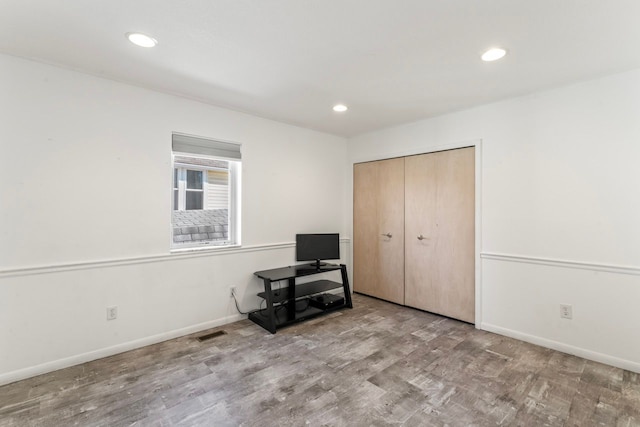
[248,263,353,333]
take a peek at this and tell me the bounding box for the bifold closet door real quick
[353,158,404,304]
[404,147,475,323]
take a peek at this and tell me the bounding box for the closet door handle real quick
[417,234,429,241]
[381,233,393,238]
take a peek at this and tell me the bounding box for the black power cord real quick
[231,281,309,315]
[231,290,261,315]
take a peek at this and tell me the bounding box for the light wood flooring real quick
[1,294,640,426]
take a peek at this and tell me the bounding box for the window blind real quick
[172,133,241,160]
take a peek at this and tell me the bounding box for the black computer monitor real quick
[296,233,340,268]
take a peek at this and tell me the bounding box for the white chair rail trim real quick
[0,239,352,279]
[481,252,640,276]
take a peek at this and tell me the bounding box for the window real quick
[173,169,205,210]
[171,133,241,249]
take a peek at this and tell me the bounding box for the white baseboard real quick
[0,313,245,387]
[481,322,640,374]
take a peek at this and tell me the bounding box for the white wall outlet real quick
[230,287,237,298]
[560,304,573,319]
[106,306,118,321]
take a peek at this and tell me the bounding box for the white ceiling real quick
[2,1,640,137]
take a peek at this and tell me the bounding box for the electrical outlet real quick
[106,306,118,321]
[230,287,237,298]
[560,304,572,320]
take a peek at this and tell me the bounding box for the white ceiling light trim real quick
[481,47,507,62]
[333,104,348,112]
[126,32,158,48]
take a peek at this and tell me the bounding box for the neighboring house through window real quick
[171,133,241,249]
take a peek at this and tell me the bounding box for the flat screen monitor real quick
[296,233,340,268]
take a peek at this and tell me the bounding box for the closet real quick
[353,157,405,304]
[353,147,475,323]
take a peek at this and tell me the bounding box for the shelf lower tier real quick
[257,279,343,304]
[248,300,348,331]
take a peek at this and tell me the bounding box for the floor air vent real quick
[197,330,227,342]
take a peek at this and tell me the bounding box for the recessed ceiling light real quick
[333,104,348,112]
[126,32,158,48]
[481,48,507,62]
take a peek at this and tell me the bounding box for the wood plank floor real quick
[2,294,640,426]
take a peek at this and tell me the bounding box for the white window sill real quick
[170,243,241,254]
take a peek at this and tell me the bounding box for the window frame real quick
[170,152,241,251]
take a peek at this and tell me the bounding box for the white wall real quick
[3,52,639,385]
[0,54,348,384]
[348,69,640,372]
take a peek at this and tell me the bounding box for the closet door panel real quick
[405,147,475,322]
[353,161,378,300]
[353,158,404,304]
[435,147,475,322]
[404,152,438,314]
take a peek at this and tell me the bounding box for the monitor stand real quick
[309,260,327,269]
